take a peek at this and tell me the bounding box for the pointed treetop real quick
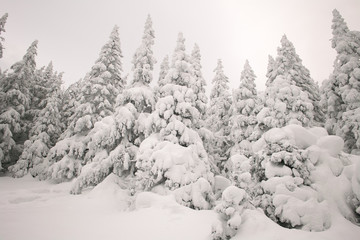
[44,61,54,75]
[213,59,226,77]
[211,59,230,99]
[158,55,170,88]
[240,59,256,90]
[88,25,123,86]
[280,34,294,49]
[266,55,275,74]
[143,15,155,43]
[171,32,186,66]
[176,32,185,51]
[331,9,350,48]
[131,15,156,85]
[110,25,120,40]
[11,40,38,74]
[191,43,201,62]
[191,43,203,78]
[276,35,302,74]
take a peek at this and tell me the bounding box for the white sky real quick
[0,0,360,92]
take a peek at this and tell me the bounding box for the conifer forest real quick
[0,3,360,240]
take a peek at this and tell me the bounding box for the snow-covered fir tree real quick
[250,125,331,231]
[157,55,170,90]
[62,25,124,138]
[265,55,276,87]
[321,9,360,153]
[135,32,214,209]
[190,43,208,121]
[42,26,124,182]
[257,35,320,130]
[61,78,84,132]
[206,59,232,171]
[70,15,157,193]
[25,62,58,135]
[230,60,259,147]
[0,40,37,170]
[0,13,8,59]
[9,68,64,177]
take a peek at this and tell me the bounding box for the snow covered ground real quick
[1,173,360,240]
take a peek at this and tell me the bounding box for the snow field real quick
[1,171,360,240]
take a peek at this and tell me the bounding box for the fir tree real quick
[135,33,213,208]
[190,43,208,120]
[157,55,170,89]
[131,15,156,86]
[230,60,259,146]
[44,26,124,182]
[206,59,232,170]
[258,36,319,129]
[322,9,360,152]
[265,55,275,87]
[0,13,8,59]
[0,40,38,170]
[70,15,157,193]
[61,78,84,133]
[9,69,64,177]
[62,25,124,138]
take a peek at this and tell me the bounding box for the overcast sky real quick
[1,0,360,92]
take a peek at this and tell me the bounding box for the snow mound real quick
[136,134,213,191]
[316,135,344,157]
[252,124,360,231]
[88,173,127,197]
[86,173,132,211]
[135,191,179,210]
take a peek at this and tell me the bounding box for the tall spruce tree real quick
[9,68,64,177]
[70,15,157,193]
[258,36,319,130]
[62,25,124,138]
[157,55,170,89]
[0,40,38,170]
[190,43,208,121]
[230,60,259,146]
[43,26,124,181]
[265,55,276,87]
[322,9,360,152]
[135,33,213,209]
[206,59,232,170]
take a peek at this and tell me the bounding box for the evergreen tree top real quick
[44,61,54,79]
[88,25,123,86]
[266,55,275,77]
[275,35,312,83]
[11,40,38,76]
[191,43,206,86]
[239,60,256,93]
[191,43,201,66]
[277,35,299,70]
[158,55,169,87]
[265,55,276,87]
[191,43,205,84]
[131,15,156,86]
[172,32,187,67]
[143,15,155,45]
[331,9,350,48]
[210,59,230,99]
